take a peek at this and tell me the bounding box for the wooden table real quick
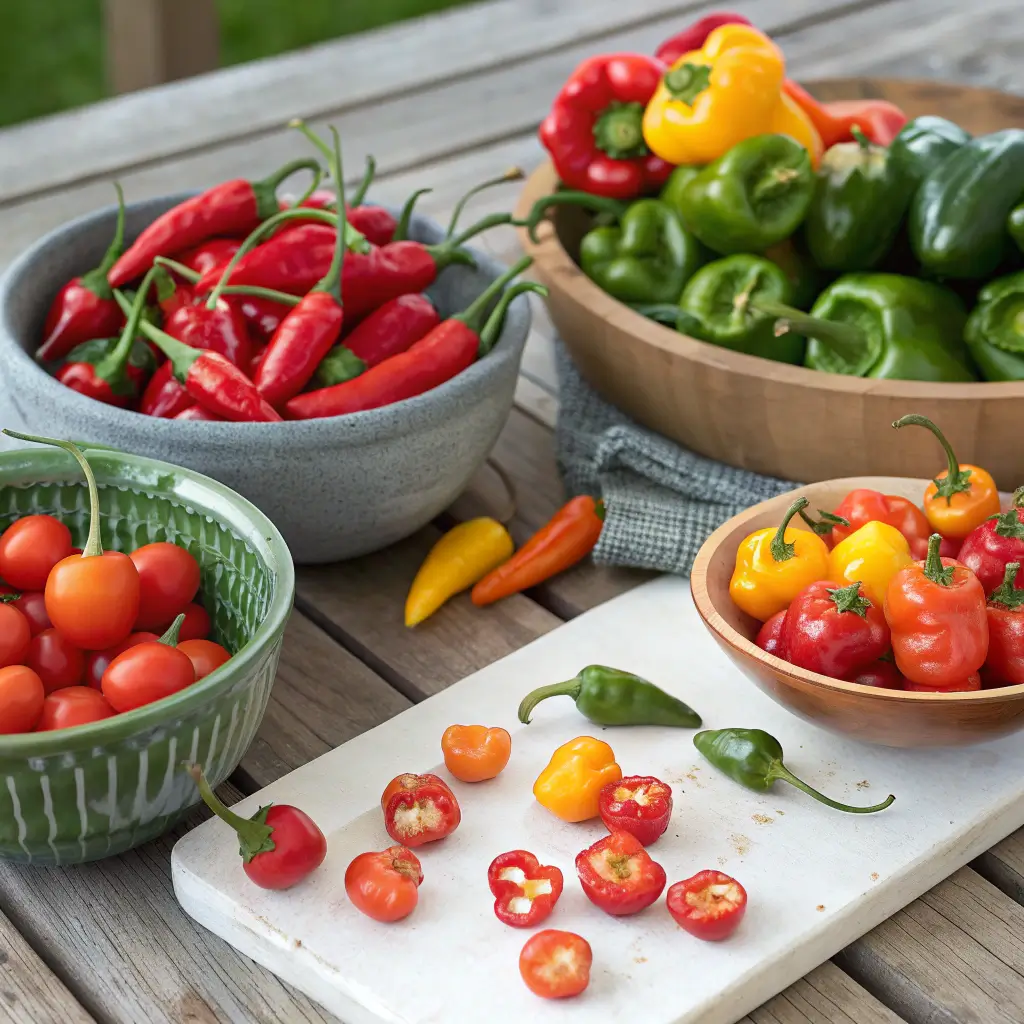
[2,1,1024,1021]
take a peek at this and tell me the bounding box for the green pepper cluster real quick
[572,119,1024,382]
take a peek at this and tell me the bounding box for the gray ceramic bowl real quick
[0,195,531,563]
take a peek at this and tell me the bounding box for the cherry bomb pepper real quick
[829,488,933,559]
[598,776,673,846]
[488,850,564,928]
[380,773,461,847]
[38,184,126,362]
[575,831,667,916]
[984,563,1024,687]
[959,488,1024,594]
[667,870,747,941]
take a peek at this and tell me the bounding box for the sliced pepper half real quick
[488,850,564,928]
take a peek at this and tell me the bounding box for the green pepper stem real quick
[663,63,712,105]
[922,532,955,586]
[517,192,628,244]
[114,289,200,382]
[478,281,548,356]
[159,613,185,647]
[454,255,532,335]
[799,508,850,535]
[989,562,1024,610]
[392,188,432,243]
[1,432,105,558]
[312,128,347,302]
[446,168,525,239]
[445,211,516,251]
[184,763,275,861]
[254,156,323,196]
[593,101,649,160]
[751,298,866,365]
[770,497,809,563]
[850,125,872,151]
[0,593,21,604]
[153,257,300,307]
[517,677,583,724]
[82,182,126,295]
[155,256,199,283]
[1014,487,1024,510]
[828,582,871,618]
[769,761,895,814]
[892,414,971,502]
[94,265,159,385]
[351,154,376,207]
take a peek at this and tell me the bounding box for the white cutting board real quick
[172,576,1024,1024]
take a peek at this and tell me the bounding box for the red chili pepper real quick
[38,185,126,363]
[754,609,788,659]
[666,870,747,941]
[782,580,890,678]
[539,54,672,200]
[165,296,255,370]
[487,850,564,928]
[905,673,981,692]
[178,238,243,278]
[847,658,905,689]
[380,772,461,847]
[175,405,223,421]
[140,361,192,418]
[286,260,543,420]
[188,763,326,890]
[575,831,666,916]
[654,12,752,65]
[983,562,1024,686]
[830,488,933,559]
[958,488,1024,595]
[598,776,673,846]
[231,295,292,340]
[108,157,321,287]
[153,266,195,319]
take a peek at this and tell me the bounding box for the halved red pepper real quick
[487,850,563,928]
[666,869,747,941]
[380,772,461,848]
[598,776,673,846]
[575,831,666,916]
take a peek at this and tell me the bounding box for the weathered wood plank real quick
[751,963,905,1024]
[974,830,1024,905]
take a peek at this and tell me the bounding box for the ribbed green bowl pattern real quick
[0,446,294,865]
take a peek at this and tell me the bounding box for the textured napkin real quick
[554,340,800,576]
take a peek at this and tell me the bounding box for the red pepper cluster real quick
[37,123,541,423]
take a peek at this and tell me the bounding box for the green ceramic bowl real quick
[0,444,294,865]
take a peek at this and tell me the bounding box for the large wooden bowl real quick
[516,79,1024,489]
[690,477,1023,748]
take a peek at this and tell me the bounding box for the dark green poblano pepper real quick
[693,728,895,814]
[518,665,701,728]
[964,270,1024,381]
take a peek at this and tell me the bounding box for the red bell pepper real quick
[487,850,564,928]
[666,870,747,941]
[886,534,989,688]
[575,831,666,917]
[782,581,890,678]
[654,12,751,66]
[782,81,908,147]
[958,488,1024,595]
[598,776,672,846]
[754,609,788,659]
[380,772,461,848]
[829,488,933,559]
[847,658,905,689]
[539,54,672,200]
[983,562,1024,687]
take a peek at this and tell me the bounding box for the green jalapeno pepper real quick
[889,115,971,187]
[964,270,1024,381]
[693,728,895,814]
[518,664,701,727]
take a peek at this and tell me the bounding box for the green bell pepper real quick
[803,129,914,272]
[755,273,975,381]
[1008,202,1024,255]
[964,270,1024,381]
[762,238,825,310]
[630,303,704,335]
[659,165,702,220]
[677,254,805,364]
[678,134,814,255]
[889,115,971,186]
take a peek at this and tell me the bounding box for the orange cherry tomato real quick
[179,602,211,641]
[26,628,85,692]
[345,846,423,922]
[36,686,115,731]
[0,515,72,590]
[519,930,593,1000]
[0,665,45,734]
[130,542,201,631]
[10,592,51,636]
[101,640,196,712]
[0,603,31,668]
[84,632,159,689]
[178,639,231,680]
[441,724,511,782]
[45,552,140,651]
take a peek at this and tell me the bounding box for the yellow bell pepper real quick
[828,520,912,607]
[405,517,514,627]
[533,736,621,823]
[729,497,830,622]
[642,24,821,167]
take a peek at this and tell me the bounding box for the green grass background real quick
[0,0,478,128]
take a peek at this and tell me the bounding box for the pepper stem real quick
[768,760,895,814]
[1,432,105,558]
[184,763,276,862]
[751,298,866,366]
[113,290,200,383]
[799,508,850,536]
[82,182,126,296]
[850,125,872,151]
[923,533,955,586]
[663,63,712,106]
[0,593,20,604]
[392,188,432,243]
[517,677,583,724]
[446,212,516,251]
[516,192,628,244]
[312,128,347,302]
[251,156,324,219]
[989,562,1024,610]
[156,258,300,307]
[827,582,871,618]
[769,497,809,563]
[453,256,532,335]
[351,154,377,207]
[94,265,158,388]
[159,613,185,647]
[1014,487,1024,510]
[478,281,548,356]
[892,414,972,502]
[446,168,525,239]
[593,101,649,159]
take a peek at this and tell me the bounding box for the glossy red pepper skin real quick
[380,773,461,848]
[40,281,124,364]
[243,804,327,890]
[666,870,747,941]
[232,296,292,340]
[183,351,281,422]
[175,405,222,421]
[487,850,564,928]
[575,831,667,916]
[598,776,673,846]
[56,361,130,407]
[754,609,788,659]
[983,564,1024,686]
[958,492,1024,595]
[348,206,398,247]
[140,361,192,418]
[165,298,254,370]
[847,659,905,689]
[830,489,933,559]
[654,12,752,65]
[179,238,242,278]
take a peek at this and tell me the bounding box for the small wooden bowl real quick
[516,79,1024,489]
[690,477,1023,748]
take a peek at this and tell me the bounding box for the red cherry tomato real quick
[84,632,159,689]
[26,629,85,692]
[130,542,201,631]
[36,687,115,731]
[0,603,31,668]
[0,665,45,734]
[101,640,196,712]
[10,592,51,636]
[345,846,423,922]
[178,639,231,680]
[519,930,592,1000]
[179,602,211,641]
[0,515,72,590]
[45,552,141,651]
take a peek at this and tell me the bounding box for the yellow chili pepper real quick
[642,24,821,167]
[828,520,913,607]
[729,497,830,622]
[405,517,514,627]
[533,736,621,823]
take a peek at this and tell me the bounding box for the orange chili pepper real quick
[781,80,907,147]
[471,496,604,607]
[893,415,1001,540]
[441,724,512,783]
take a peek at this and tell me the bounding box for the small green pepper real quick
[629,303,704,335]
[762,238,824,310]
[659,165,703,220]
[518,665,701,728]
[678,134,814,255]
[889,115,971,186]
[1008,202,1024,255]
[964,270,1024,381]
[693,728,895,814]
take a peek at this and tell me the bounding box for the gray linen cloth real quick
[554,340,799,576]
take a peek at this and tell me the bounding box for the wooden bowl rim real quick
[689,475,1024,705]
[515,77,1024,401]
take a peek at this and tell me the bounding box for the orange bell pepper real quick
[533,736,621,822]
[441,724,512,783]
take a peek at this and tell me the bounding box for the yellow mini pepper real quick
[729,497,830,622]
[828,520,912,607]
[642,24,822,167]
[405,517,514,627]
[533,736,621,823]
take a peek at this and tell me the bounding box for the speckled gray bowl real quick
[0,195,531,563]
